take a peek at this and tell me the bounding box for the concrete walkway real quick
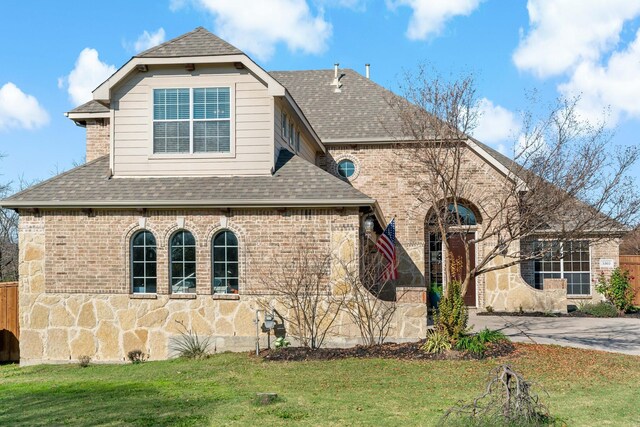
[469,311,640,356]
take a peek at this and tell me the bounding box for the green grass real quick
[1,344,639,426]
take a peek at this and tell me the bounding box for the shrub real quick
[578,301,618,318]
[439,365,554,426]
[434,281,468,342]
[274,337,290,349]
[127,349,149,364]
[596,268,635,313]
[423,330,452,354]
[456,329,508,356]
[476,328,507,344]
[171,320,211,359]
[455,335,485,355]
[78,355,91,368]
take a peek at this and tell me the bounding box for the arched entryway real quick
[425,202,481,307]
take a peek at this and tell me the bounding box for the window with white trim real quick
[282,112,288,139]
[295,130,300,152]
[531,240,590,295]
[153,87,231,154]
[289,122,294,147]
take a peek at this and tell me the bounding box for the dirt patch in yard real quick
[260,339,515,362]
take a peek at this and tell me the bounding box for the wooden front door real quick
[447,233,476,306]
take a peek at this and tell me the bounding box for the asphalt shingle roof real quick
[68,100,110,115]
[1,151,374,208]
[270,69,406,141]
[136,27,242,58]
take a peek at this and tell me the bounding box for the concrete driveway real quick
[469,311,640,355]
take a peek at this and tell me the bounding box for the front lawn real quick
[1,344,639,426]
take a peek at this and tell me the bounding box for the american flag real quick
[376,219,398,280]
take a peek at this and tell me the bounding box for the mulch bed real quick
[477,311,640,318]
[260,339,515,362]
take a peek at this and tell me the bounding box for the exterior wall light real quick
[363,216,375,235]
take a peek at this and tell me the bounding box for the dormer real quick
[66,27,323,177]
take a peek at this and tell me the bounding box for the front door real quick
[447,233,476,306]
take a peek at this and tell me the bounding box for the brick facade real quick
[85,119,110,162]
[18,208,428,363]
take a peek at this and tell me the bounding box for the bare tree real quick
[388,65,640,296]
[337,242,400,346]
[621,226,640,255]
[260,247,346,349]
[0,154,19,282]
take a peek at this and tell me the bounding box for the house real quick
[2,28,622,364]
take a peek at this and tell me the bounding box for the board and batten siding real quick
[274,98,318,165]
[112,65,274,177]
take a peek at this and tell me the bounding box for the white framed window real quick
[289,122,294,147]
[295,131,301,152]
[212,230,239,294]
[282,113,288,140]
[153,87,231,154]
[532,240,591,295]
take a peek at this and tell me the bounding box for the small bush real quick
[78,355,91,368]
[578,301,618,318]
[476,328,507,344]
[423,330,452,354]
[127,349,149,364]
[455,335,485,355]
[596,268,635,313]
[274,337,290,349]
[434,281,468,342]
[171,320,211,359]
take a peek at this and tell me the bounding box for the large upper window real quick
[212,231,239,294]
[153,87,230,154]
[170,230,197,294]
[532,240,590,295]
[131,230,157,294]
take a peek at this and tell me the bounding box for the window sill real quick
[169,293,197,299]
[148,153,235,160]
[567,295,593,299]
[211,294,240,300]
[130,293,158,299]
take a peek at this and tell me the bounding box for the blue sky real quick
[0,0,639,188]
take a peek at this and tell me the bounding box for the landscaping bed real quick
[477,310,640,318]
[260,339,515,362]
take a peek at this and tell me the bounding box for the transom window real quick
[532,240,590,295]
[170,230,197,294]
[337,159,356,178]
[212,231,239,294]
[131,230,157,293]
[153,87,231,154]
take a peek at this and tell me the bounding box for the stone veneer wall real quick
[86,119,110,162]
[322,144,516,308]
[19,209,427,364]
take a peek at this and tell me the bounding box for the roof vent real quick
[365,63,370,79]
[331,63,344,93]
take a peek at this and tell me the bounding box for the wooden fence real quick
[0,282,19,362]
[620,256,640,306]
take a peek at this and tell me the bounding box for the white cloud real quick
[472,98,521,146]
[192,0,332,60]
[61,48,116,106]
[388,0,483,40]
[559,29,640,126]
[0,83,49,131]
[133,28,166,53]
[513,0,640,78]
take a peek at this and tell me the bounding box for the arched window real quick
[212,230,239,294]
[170,230,196,294]
[131,230,157,294]
[447,203,477,226]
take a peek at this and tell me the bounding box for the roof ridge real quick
[135,27,204,58]
[2,155,109,203]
